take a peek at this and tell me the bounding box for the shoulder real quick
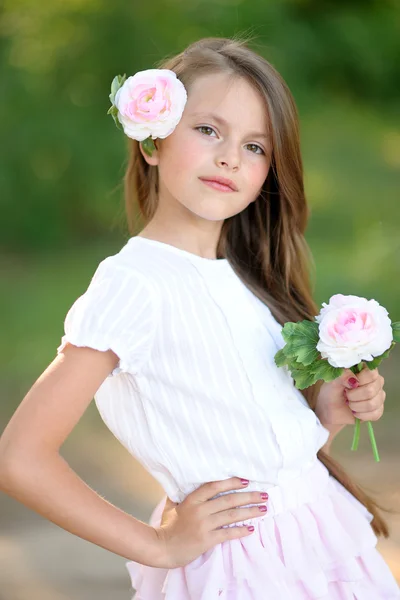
[109,236,191,290]
[58,239,164,376]
[64,237,167,332]
[90,238,161,303]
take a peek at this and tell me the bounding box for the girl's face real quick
[141,72,272,223]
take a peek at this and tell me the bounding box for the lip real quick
[199,176,238,192]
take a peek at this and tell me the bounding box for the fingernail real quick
[351,410,357,414]
[348,377,359,388]
[345,399,349,405]
[240,478,249,485]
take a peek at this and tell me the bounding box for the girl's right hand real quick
[151,477,268,569]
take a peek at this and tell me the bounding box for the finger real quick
[347,378,383,402]
[212,523,256,545]
[343,366,380,390]
[206,490,267,516]
[357,366,380,386]
[350,404,384,422]
[209,503,266,530]
[186,477,250,505]
[341,368,361,390]
[348,391,385,415]
[339,369,357,389]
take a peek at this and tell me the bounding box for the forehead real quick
[184,72,269,133]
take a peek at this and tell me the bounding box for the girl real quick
[0,36,399,599]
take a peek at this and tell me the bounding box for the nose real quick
[215,142,240,171]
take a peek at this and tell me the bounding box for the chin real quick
[189,205,235,221]
[178,193,250,221]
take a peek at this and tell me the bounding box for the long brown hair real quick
[122,35,394,537]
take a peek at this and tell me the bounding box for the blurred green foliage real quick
[1,1,399,414]
[1,0,399,250]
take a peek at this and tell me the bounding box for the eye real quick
[245,143,265,155]
[195,125,217,136]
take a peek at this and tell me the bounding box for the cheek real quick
[160,135,203,179]
[247,160,270,192]
[176,137,205,173]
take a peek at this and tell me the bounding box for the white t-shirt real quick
[57,236,330,502]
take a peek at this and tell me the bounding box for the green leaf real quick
[281,352,343,388]
[289,343,320,366]
[289,368,319,389]
[107,104,121,129]
[392,321,400,343]
[109,73,126,105]
[141,137,156,157]
[290,357,312,371]
[281,321,297,343]
[281,320,319,346]
[280,320,320,366]
[107,104,118,117]
[310,359,343,382]
[274,348,289,367]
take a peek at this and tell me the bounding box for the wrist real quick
[314,393,329,423]
[314,383,351,426]
[149,526,169,568]
[316,400,347,430]
[129,522,167,568]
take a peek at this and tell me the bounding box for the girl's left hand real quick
[315,364,386,425]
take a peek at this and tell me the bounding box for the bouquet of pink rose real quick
[274,294,400,462]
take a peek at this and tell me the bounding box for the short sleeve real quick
[56,257,159,377]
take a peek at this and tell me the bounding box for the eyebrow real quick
[190,112,270,141]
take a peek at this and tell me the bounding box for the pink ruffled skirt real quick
[126,459,400,599]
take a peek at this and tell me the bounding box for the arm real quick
[314,384,347,455]
[0,344,162,567]
[302,380,347,455]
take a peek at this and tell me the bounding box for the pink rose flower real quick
[315,293,393,368]
[113,69,187,141]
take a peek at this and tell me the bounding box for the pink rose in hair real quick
[113,69,187,142]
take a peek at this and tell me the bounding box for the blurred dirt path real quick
[0,426,399,599]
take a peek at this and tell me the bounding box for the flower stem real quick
[350,362,362,451]
[367,421,380,462]
[351,418,361,451]
[349,360,380,462]
[353,361,364,374]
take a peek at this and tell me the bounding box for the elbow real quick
[0,440,60,484]
[321,441,331,456]
[0,434,22,488]
[0,451,26,491]
[0,455,19,492]
[0,450,41,492]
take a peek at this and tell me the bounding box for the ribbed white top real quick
[57,236,329,502]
